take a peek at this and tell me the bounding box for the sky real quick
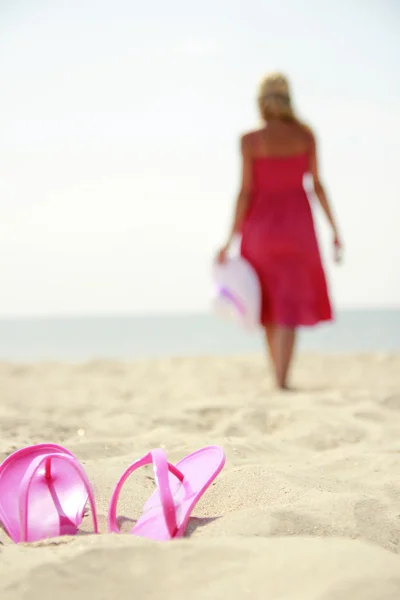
[0,0,399,316]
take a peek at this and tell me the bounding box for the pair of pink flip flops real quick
[0,444,225,543]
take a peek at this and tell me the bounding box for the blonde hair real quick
[257,72,295,122]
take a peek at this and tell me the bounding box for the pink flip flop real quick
[108,445,225,541]
[0,444,98,543]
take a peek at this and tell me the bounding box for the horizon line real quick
[0,306,399,321]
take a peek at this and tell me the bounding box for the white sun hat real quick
[212,255,262,331]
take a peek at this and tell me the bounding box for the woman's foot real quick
[277,382,297,392]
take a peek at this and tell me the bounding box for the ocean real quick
[0,310,399,362]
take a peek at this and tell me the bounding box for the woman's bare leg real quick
[274,326,296,389]
[264,323,277,372]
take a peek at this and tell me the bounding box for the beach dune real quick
[1,353,400,599]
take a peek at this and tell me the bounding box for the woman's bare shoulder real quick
[239,128,264,152]
[294,120,316,143]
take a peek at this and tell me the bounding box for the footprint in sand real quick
[382,396,400,411]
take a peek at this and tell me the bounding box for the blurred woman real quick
[217,73,341,389]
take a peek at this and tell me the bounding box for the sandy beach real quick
[1,353,400,599]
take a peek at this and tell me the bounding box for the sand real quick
[1,353,400,599]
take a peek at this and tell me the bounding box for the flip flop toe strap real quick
[19,452,98,542]
[108,449,184,538]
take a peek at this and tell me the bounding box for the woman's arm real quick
[222,134,253,248]
[308,130,340,239]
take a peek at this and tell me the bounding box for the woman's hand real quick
[333,232,343,264]
[216,244,229,264]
